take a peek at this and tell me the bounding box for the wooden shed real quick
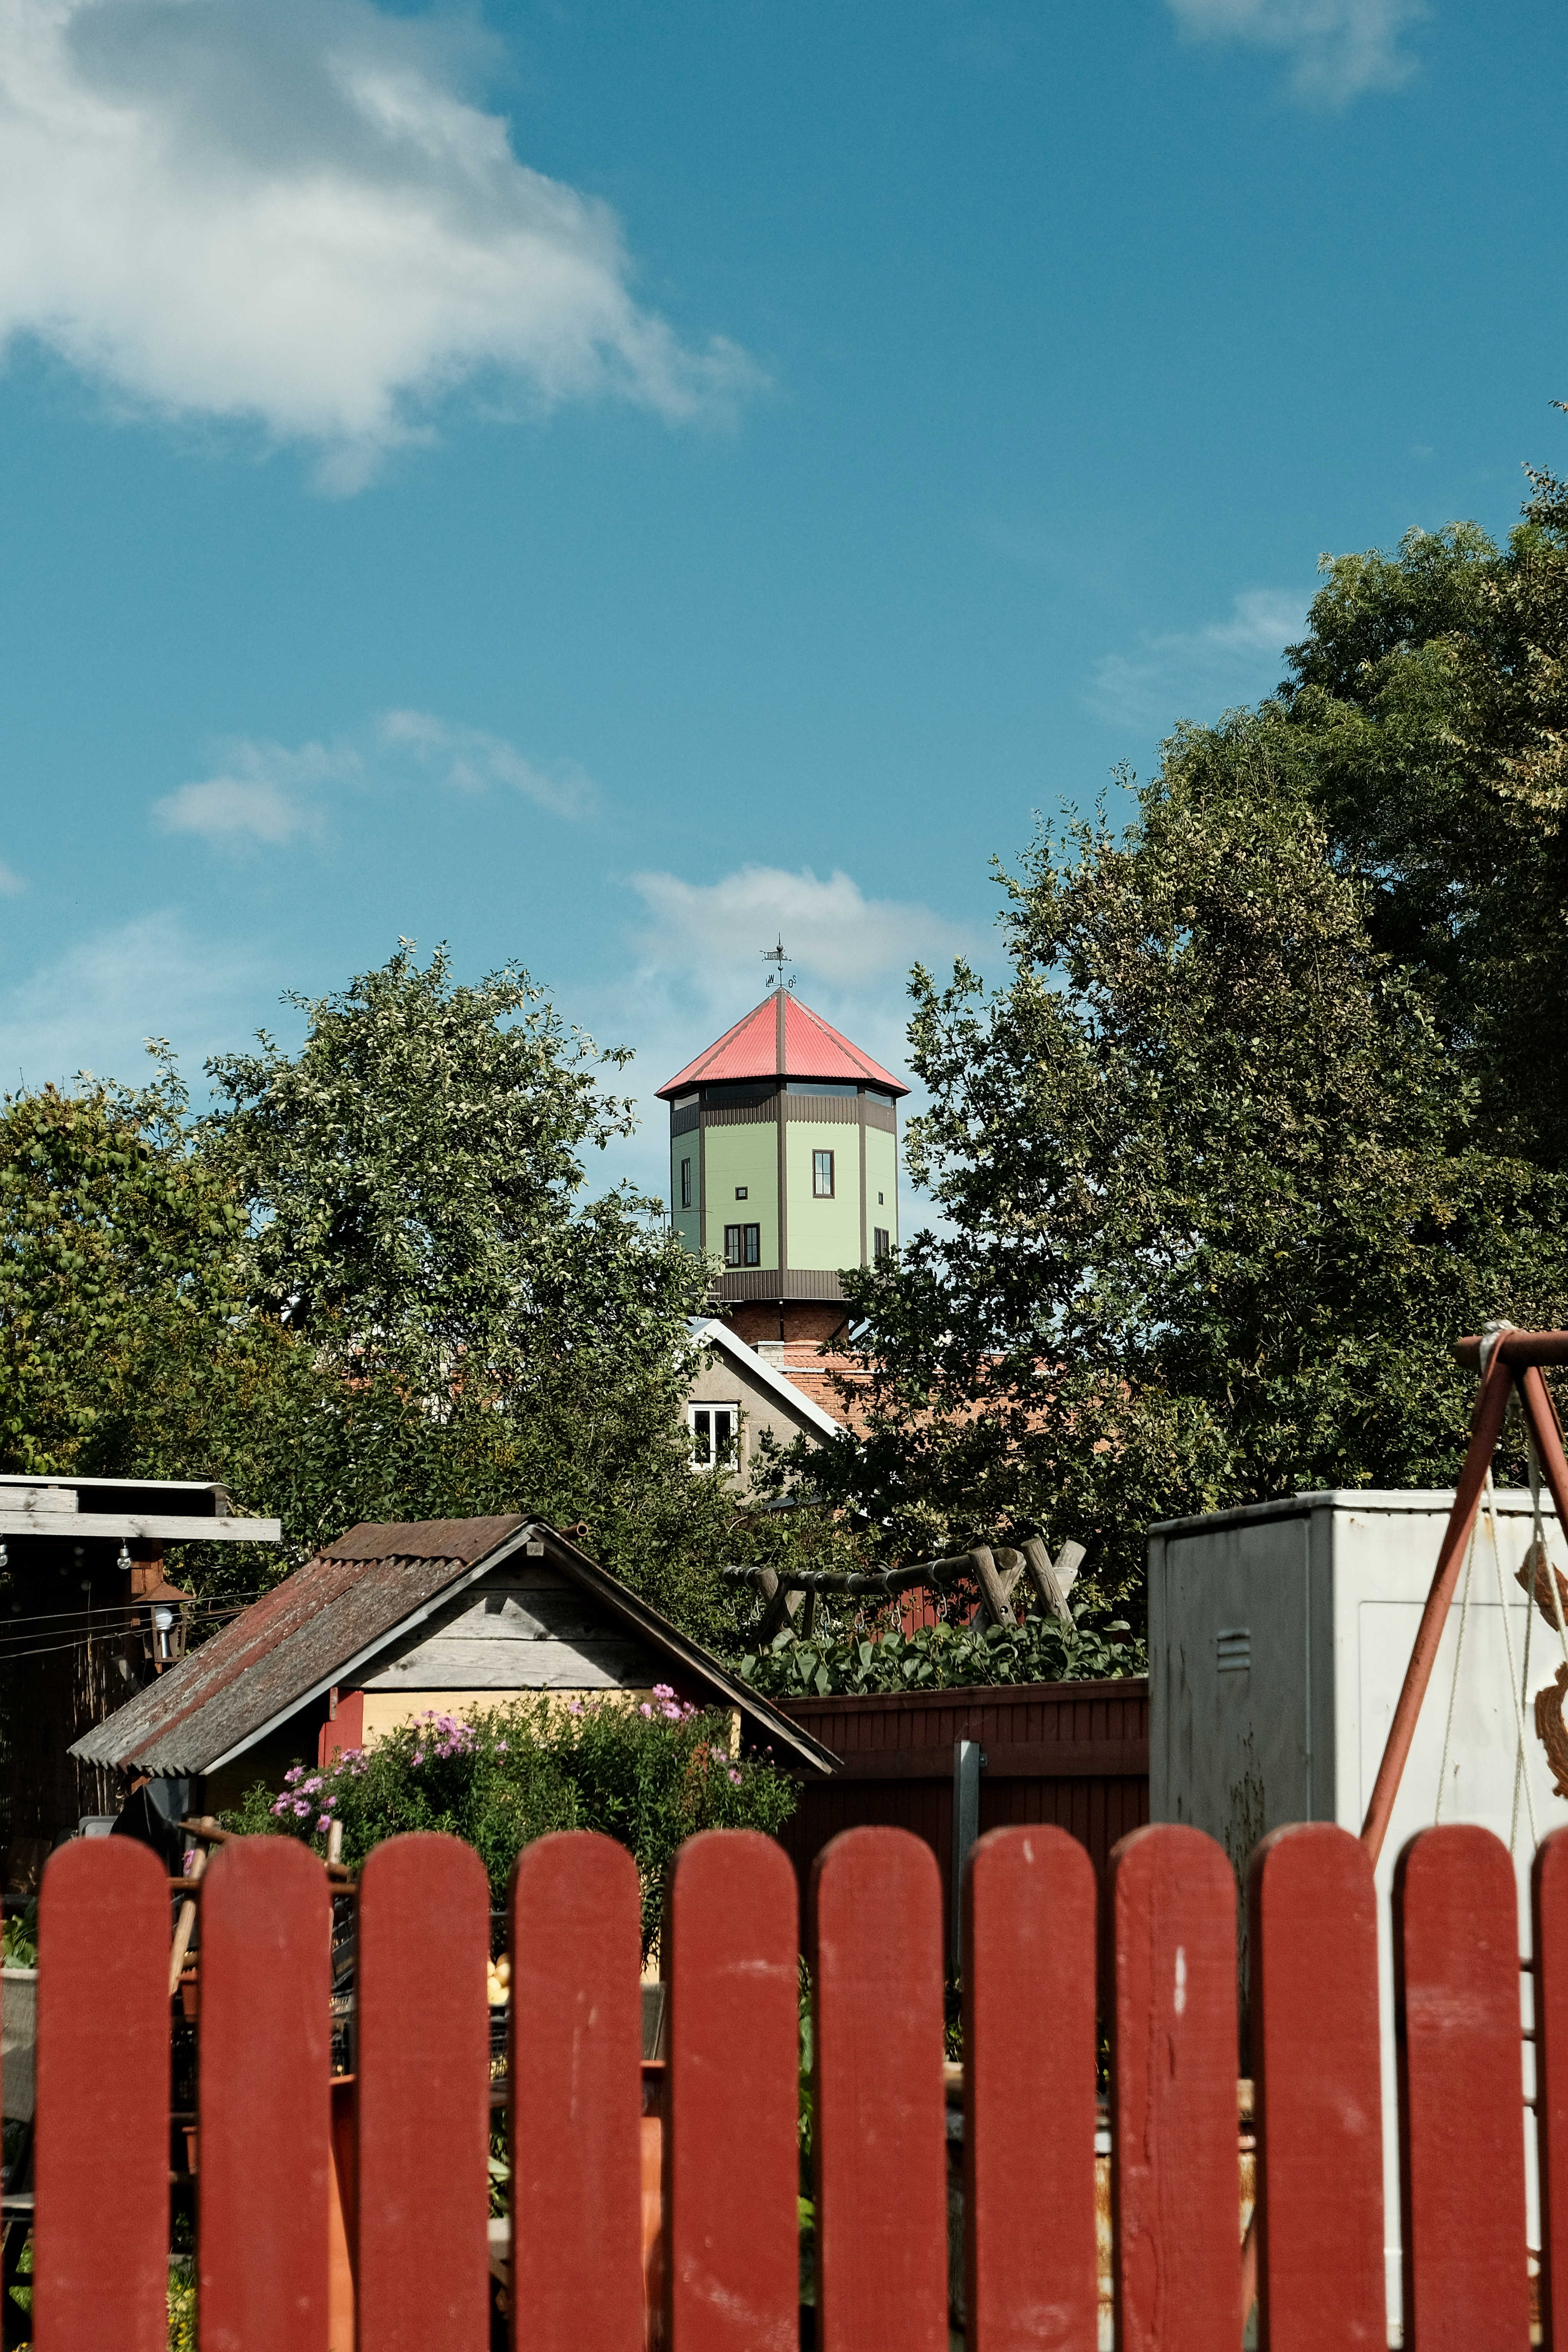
[73,1514,837,1810]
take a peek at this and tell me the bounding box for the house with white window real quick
[685,1317,846,1482]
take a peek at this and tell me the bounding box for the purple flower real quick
[302,1775,323,1795]
[293,1800,311,1818]
[638,1703,652,1719]
[317,1815,331,1833]
[567,1701,583,1717]
[284,1766,304,1786]
[728,1770,742,1786]
[710,1745,728,1762]
[497,1740,508,1751]
[652,1683,674,1700]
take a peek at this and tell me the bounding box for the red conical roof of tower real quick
[656,992,908,1098]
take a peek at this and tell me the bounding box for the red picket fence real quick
[15,1815,1560,2350]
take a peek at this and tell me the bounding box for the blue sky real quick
[0,0,1560,1212]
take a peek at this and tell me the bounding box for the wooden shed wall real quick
[774,1677,1149,1947]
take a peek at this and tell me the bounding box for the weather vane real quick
[761,936,795,989]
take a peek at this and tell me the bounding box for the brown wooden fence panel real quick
[25,1815,1564,2352]
[1396,1822,1530,2352]
[1248,1822,1384,2351]
[811,1827,948,2352]
[963,1824,1097,2352]
[198,1835,332,2352]
[357,1831,490,2350]
[665,1828,798,2352]
[776,1677,1148,1941]
[509,1830,644,2352]
[33,1838,168,2352]
[1108,1822,1239,2352]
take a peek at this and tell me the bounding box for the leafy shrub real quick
[223,1690,797,1950]
[735,1598,1145,1699]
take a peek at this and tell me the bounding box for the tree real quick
[1282,466,1568,1167]
[0,949,770,1644]
[0,1056,249,1477]
[813,719,1568,1601]
[196,944,743,1630]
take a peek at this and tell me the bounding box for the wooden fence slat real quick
[1108,1823,1238,2352]
[33,1839,169,2352]
[510,1831,643,2352]
[199,1835,331,2352]
[665,1830,798,2352]
[357,1832,490,2350]
[963,1825,1097,2352]
[1396,1823,1530,2352]
[1248,1823,1384,2350]
[1534,1827,1568,2350]
[811,1826,947,2352]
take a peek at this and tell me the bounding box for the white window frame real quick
[688,1401,741,1469]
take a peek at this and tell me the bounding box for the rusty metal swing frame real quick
[1361,1328,1568,1864]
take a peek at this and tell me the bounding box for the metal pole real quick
[951,1739,982,1972]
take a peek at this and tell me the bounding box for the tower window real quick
[735,1185,748,1200]
[680,1157,693,1210]
[689,1403,739,1468]
[813,1150,835,1197]
[724,1223,761,1267]
[877,1191,884,1205]
[874,1227,890,1259]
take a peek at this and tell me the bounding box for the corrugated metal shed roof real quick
[72,1514,838,1778]
[656,992,907,1098]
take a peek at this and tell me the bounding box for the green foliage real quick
[1282,482,1568,1168]
[812,696,1568,1599]
[167,2262,196,2352]
[222,1692,797,1952]
[737,1597,1145,1697]
[1,1902,37,1967]
[0,944,754,1640]
[0,1056,249,1477]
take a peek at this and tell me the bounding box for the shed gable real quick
[360,1557,666,1698]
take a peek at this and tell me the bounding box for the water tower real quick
[657,949,907,1348]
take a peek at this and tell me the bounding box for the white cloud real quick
[629,864,971,990]
[152,712,592,849]
[380,710,595,820]
[1088,587,1310,732]
[0,908,267,1091]
[0,859,23,896]
[1164,0,1424,102]
[0,0,758,488]
[153,737,360,846]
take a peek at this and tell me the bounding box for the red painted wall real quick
[318,1689,366,1769]
[773,1677,1149,1948]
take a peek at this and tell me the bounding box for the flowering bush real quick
[223,1687,797,1950]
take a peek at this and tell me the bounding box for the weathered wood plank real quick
[1249,1823,1384,2350]
[511,1833,643,2352]
[429,1591,619,1639]
[1395,1824,1529,2352]
[357,1834,490,2348]
[364,1637,664,1691]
